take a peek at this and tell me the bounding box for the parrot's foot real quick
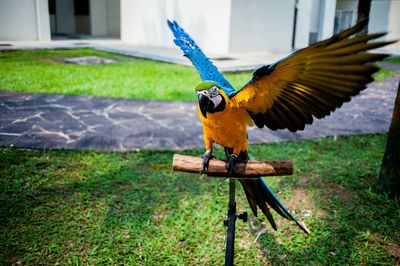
[227,154,238,176]
[201,149,215,174]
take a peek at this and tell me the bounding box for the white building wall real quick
[0,0,50,41]
[318,0,336,39]
[90,0,107,35]
[36,0,51,40]
[229,0,296,53]
[310,0,321,34]
[0,0,37,40]
[107,0,121,36]
[294,0,313,49]
[121,0,232,54]
[121,0,158,45]
[369,0,390,38]
[89,0,120,36]
[386,0,400,50]
[294,0,338,49]
[308,0,321,44]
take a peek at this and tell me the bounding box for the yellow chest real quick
[198,101,252,151]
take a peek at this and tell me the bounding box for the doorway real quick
[49,0,120,39]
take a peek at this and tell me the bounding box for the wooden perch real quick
[172,154,293,178]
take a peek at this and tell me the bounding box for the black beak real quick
[198,93,213,118]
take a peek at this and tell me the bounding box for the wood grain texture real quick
[172,154,293,178]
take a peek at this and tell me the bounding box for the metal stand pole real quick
[224,179,247,266]
[171,153,292,265]
[224,179,236,266]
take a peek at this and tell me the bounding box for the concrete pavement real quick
[0,75,399,151]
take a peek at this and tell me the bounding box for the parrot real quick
[167,19,394,233]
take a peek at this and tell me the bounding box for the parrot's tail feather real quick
[260,178,310,234]
[233,149,309,234]
[240,178,310,234]
[241,179,277,230]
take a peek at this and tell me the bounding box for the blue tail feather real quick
[237,149,309,234]
[259,177,310,234]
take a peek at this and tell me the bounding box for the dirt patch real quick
[284,188,328,218]
[385,243,400,258]
[285,189,311,211]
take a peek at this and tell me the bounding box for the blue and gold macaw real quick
[168,19,392,233]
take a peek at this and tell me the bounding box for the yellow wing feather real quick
[232,20,395,132]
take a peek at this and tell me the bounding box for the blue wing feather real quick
[167,20,236,97]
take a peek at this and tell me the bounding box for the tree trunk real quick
[376,81,400,197]
[356,0,371,35]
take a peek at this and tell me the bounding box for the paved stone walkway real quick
[0,75,399,151]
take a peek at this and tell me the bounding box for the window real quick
[334,10,356,34]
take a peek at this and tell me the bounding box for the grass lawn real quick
[1,49,399,100]
[0,49,250,101]
[1,134,399,265]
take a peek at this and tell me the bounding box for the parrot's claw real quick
[201,149,214,174]
[227,154,238,176]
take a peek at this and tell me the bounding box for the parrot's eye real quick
[209,86,219,97]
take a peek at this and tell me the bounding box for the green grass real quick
[373,69,397,82]
[385,56,400,64]
[0,49,249,101]
[1,134,399,265]
[2,49,398,102]
[374,56,400,81]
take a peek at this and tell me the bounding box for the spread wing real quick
[167,20,236,97]
[232,20,395,132]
